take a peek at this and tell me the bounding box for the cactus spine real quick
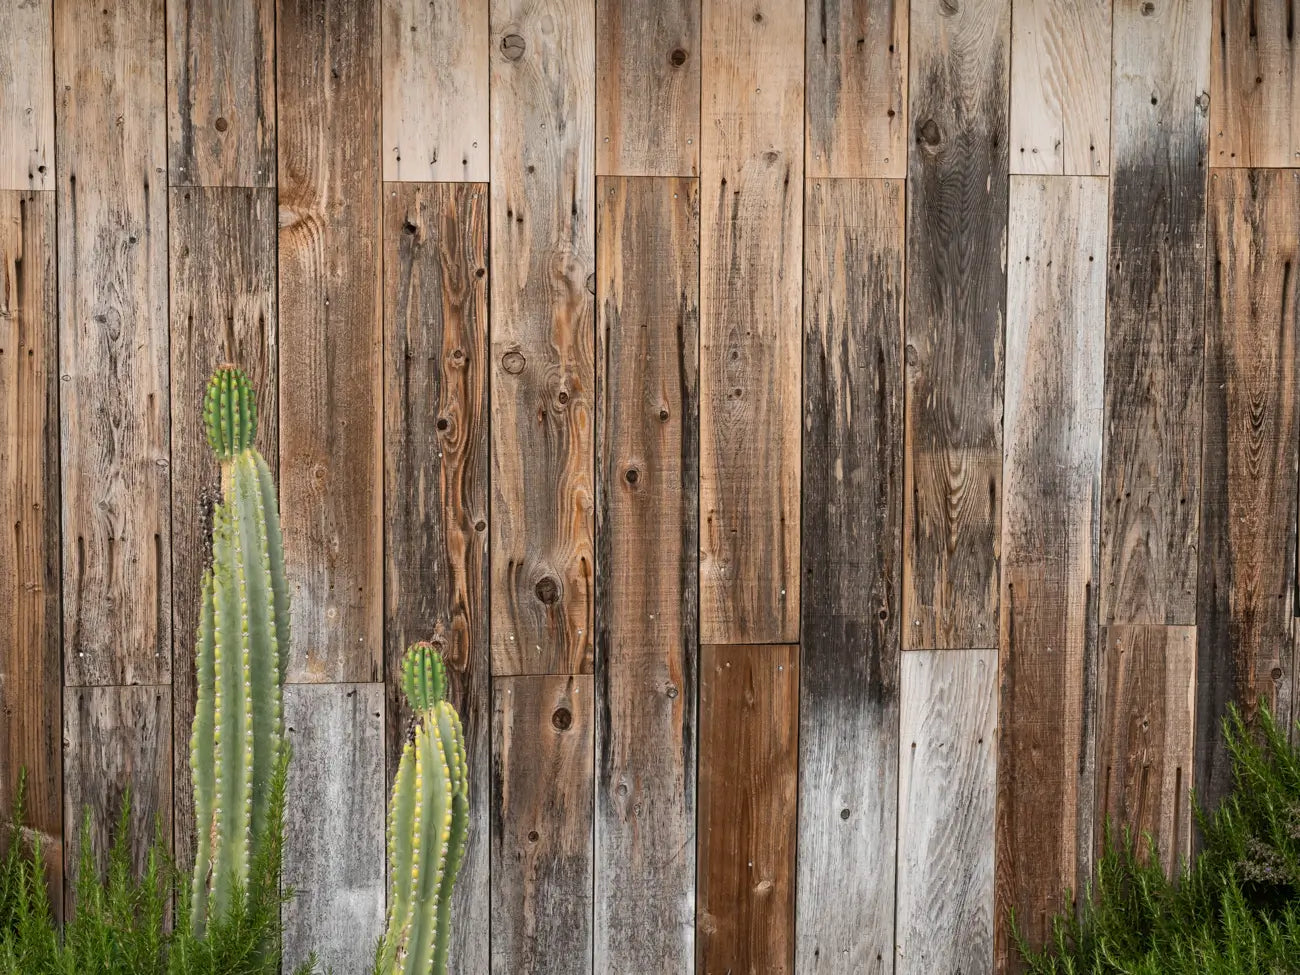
[190,366,289,932]
[378,643,470,975]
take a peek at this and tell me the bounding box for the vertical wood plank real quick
[896,648,997,975]
[1009,0,1111,175]
[382,0,489,182]
[1096,625,1195,874]
[996,174,1107,968]
[491,675,595,974]
[277,0,383,682]
[1211,0,1300,168]
[167,0,276,187]
[282,683,387,974]
[805,0,907,179]
[168,184,278,879]
[56,0,171,687]
[902,0,1010,650]
[699,0,803,645]
[0,190,61,910]
[382,180,490,975]
[797,177,904,975]
[593,175,699,973]
[596,0,700,177]
[1196,169,1300,816]
[489,0,596,676]
[63,686,172,909]
[697,644,799,974]
[1100,0,1210,626]
[0,0,54,190]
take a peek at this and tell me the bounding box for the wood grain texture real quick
[997,174,1107,969]
[167,0,276,187]
[896,648,997,975]
[0,190,61,910]
[167,185,278,880]
[56,0,171,687]
[489,0,596,675]
[596,0,700,176]
[1096,625,1195,875]
[63,686,172,912]
[798,177,903,975]
[1100,0,1210,626]
[699,0,803,645]
[805,0,907,178]
[1211,0,1300,168]
[697,644,799,975]
[0,0,54,190]
[382,0,489,181]
[902,0,1010,650]
[491,675,594,974]
[1009,0,1111,175]
[277,0,383,682]
[1196,169,1300,818]
[593,176,699,973]
[282,683,387,974]
[382,180,490,974]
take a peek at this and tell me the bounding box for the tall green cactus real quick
[190,366,289,933]
[377,643,470,975]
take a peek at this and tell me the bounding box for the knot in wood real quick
[551,707,572,731]
[916,118,942,149]
[670,48,688,66]
[534,576,560,604]
[501,33,526,61]
[502,349,526,374]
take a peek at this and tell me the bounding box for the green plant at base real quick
[375,643,470,975]
[191,366,290,934]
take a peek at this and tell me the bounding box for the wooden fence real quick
[1,1,1298,972]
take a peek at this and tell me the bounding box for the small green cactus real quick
[377,643,470,975]
[190,366,289,933]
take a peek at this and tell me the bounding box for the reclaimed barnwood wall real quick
[1,1,1298,972]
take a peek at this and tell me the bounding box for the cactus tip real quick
[204,365,258,458]
[401,641,448,713]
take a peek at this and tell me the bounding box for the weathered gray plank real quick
[0,0,54,190]
[1100,0,1210,625]
[491,675,594,974]
[896,648,997,975]
[382,180,490,975]
[997,174,1107,968]
[167,0,276,187]
[282,683,387,974]
[798,177,904,975]
[593,175,699,973]
[57,0,171,687]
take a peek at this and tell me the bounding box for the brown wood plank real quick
[805,0,907,179]
[167,184,278,881]
[1009,0,1111,176]
[63,685,172,912]
[489,0,596,675]
[277,0,383,682]
[1211,0,1300,168]
[699,0,803,645]
[1100,0,1210,626]
[0,190,61,911]
[167,0,276,187]
[902,0,1010,650]
[1196,168,1300,818]
[0,0,54,190]
[382,180,490,974]
[596,0,700,177]
[1096,625,1195,875]
[896,648,997,975]
[593,175,699,973]
[697,644,799,974]
[491,675,595,974]
[282,683,387,974]
[996,174,1107,969]
[382,0,489,182]
[797,176,903,975]
[56,0,171,687]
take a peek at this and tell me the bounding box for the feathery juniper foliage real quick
[1018,705,1300,974]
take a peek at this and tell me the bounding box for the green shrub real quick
[1019,706,1300,974]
